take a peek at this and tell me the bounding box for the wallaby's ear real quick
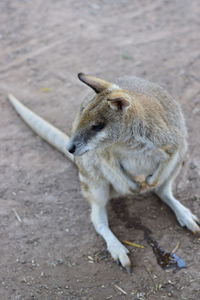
[78,73,114,93]
[107,92,130,111]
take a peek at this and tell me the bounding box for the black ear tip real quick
[78,72,85,81]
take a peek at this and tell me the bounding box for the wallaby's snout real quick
[68,143,76,154]
[67,134,90,156]
[67,140,81,156]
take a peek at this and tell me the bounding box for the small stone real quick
[189,161,197,169]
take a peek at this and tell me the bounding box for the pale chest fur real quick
[77,144,162,196]
[99,147,159,195]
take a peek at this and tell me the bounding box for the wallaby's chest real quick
[98,148,159,195]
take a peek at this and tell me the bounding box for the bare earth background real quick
[0,0,200,299]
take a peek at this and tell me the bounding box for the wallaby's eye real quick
[91,123,105,132]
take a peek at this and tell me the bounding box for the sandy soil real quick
[0,0,200,299]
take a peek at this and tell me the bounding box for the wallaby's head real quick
[67,73,134,156]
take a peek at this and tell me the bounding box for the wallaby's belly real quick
[77,147,162,195]
[98,149,160,195]
[120,152,158,177]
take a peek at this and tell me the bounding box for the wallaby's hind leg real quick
[155,179,200,233]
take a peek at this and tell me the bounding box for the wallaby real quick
[8,73,199,272]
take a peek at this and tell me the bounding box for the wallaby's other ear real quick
[78,73,114,93]
[107,92,130,111]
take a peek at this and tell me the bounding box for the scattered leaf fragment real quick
[114,284,127,295]
[121,54,133,60]
[12,208,22,223]
[87,255,94,261]
[122,240,144,248]
[41,87,51,93]
[171,241,180,253]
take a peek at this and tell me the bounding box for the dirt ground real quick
[0,0,200,299]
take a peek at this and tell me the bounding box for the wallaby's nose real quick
[68,144,76,154]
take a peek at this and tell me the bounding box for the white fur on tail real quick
[8,94,74,162]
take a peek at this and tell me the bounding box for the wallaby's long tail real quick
[8,94,74,162]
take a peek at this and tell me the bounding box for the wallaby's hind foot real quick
[155,181,200,233]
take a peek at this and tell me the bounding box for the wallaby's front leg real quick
[80,177,131,271]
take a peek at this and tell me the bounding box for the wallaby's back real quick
[116,76,187,136]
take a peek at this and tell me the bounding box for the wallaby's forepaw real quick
[145,174,159,188]
[176,207,200,233]
[107,242,131,272]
